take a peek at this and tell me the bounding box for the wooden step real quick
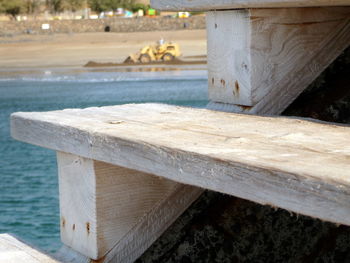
[0,234,60,263]
[151,2,350,115]
[151,0,350,10]
[11,103,350,228]
[206,7,350,114]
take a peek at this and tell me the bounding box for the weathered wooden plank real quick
[11,103,350,226]
[102,179,202,263]
[0,234,60,263]
[57,152,202,261]
[207,7,350,112]
[207,9,252,106]
[151,0,350,11]
[55,245,90,263]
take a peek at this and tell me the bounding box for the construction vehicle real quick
[124,40,181,63]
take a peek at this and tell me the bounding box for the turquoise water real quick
[0,68,208,252]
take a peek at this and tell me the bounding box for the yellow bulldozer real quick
[124,40,181,63]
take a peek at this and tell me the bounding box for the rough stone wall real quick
[138,47,350,262]
[0,16,206,36]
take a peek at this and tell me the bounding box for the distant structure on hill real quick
[0,0,155,21]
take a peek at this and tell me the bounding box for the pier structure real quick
[4,0,350,262]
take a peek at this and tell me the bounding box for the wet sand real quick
[0,30,207,70]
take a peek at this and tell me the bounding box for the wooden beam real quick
[0,234,60,263]
[55,245,89,263]
[11,103,350,226]
[57,152,202,261]
[206,7,350,114]
[151,0,350,11]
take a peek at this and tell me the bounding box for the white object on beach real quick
[41,24,50,30]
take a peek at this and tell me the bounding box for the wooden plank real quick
[0,234,60,263]
[207,7,350,112]
[55,245,89,263]
[207,9,252,106]
[102,179,202,263]
[57,152,202,261]
[151,0,350,11]
[11,103,350,226]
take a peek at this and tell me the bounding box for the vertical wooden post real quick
[57,152,202,261]
[207,9,252,106]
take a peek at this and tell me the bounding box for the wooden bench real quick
[11,103,350,261]
[9,0,350,262]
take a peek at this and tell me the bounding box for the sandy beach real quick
[0,30,207,70]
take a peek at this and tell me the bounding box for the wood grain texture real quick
[11,103,350,226]
[151,0,350,11]
[0,234,60,263]
[55,245,90,263]
[103,182,202,263]
[207,10,252,106]
[57,152,202,261]
[207,7,350,112]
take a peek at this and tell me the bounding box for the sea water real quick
[0,67,208,252]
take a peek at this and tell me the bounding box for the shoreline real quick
[84,57,207,68]
[0,64,208,80]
